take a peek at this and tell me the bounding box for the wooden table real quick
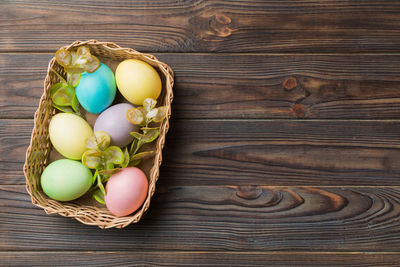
[2,1,400,266]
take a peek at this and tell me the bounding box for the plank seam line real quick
[1,251,400,254]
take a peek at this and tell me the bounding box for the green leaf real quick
[52,84,75,106]
[65,66,84,74]
[130,129,160,143]
[69,47,100,73]
[143,98,157,112]
[146,108,158,119]
[106,162,114,170]
[142,129,160,143]
[140,127,160,131]
[92,169,98,185]
[86,135,99,150]
[95,131,111,151]
[54,46,100,87]
[130,132,146,140]
[126,107,145,125]
[121,147,130,168]
[82,150,102,169]
[72,50,88,67]
[71,94,80,113]
[50,82,67,98]
[86,131,111,151]
[84,55,100,73]
[130,151,155,162]
[67,72,81,87]
[129,159,141,167]
[153,106,168,122]
[104,146,124,165]
[52,103,74,113]
[77,46,91,57]
[70,50,80,66]
[129,138,138,155]
[55,48,71,67]
[97,173,106,196]
[93,189,106,205]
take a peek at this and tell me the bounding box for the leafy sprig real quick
[81,131,126,204]
[50,46,100,115]
[126,98,168,163]
[79,99,167,205]
[49,71,81,115]
[55,46,100,86]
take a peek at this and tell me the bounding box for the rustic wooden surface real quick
[2,0,400,266]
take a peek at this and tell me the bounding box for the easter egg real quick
[41,159,92,201]
[49,113,93,160]
[94,103,139,147]
[115,59,161,105]
[75,63,116,113]
[105,167,148,217]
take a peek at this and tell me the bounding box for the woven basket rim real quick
[23,40,174,229]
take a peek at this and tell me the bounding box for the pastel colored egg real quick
[41,159,92,201]
[105,167,148,217]
[49,113,93,160]
[94,103,139,147]
[115,59,161,105]
[76,63,116,114]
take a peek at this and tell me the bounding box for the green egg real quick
[41,159,92,201]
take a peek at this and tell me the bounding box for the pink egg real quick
[105,167,148,217]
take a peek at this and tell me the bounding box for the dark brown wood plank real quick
[4,119,400,186]
[2,251,400,266]
[0,120,32,182]
[3,1,400,53]
[2,185,400,251]
[3,53,400,119]
[0,54,50,119]
[162,119,400,186]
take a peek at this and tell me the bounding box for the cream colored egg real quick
[49,113,93,160]
[115,59,162,105]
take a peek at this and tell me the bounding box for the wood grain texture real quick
[2,252,400,266]
[3,53,400,119]
[2,185,400,252]
[161,119,400,186]
[1,119,30,185]
[4,119,400,186]
[3,0,400,264]
[3,1,400,53]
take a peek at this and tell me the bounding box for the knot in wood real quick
[236,186,263,200]
[292,104,307,118]
[283,77,298,90]
[215,14,232,25]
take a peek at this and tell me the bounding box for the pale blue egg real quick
[76,63,116,114]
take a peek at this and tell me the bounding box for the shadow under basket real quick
[23,40,174,229]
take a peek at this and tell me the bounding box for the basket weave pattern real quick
[23,40,174,228]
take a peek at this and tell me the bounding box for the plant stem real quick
[129,139,137,156]
[132,140,143,155]
[97,173,106,195]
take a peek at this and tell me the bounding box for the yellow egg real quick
[115,59,162,105]
[49,113,93,160]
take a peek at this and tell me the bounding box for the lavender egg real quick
[94,103,139,147]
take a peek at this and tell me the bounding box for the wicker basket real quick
[23,40,174,229]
